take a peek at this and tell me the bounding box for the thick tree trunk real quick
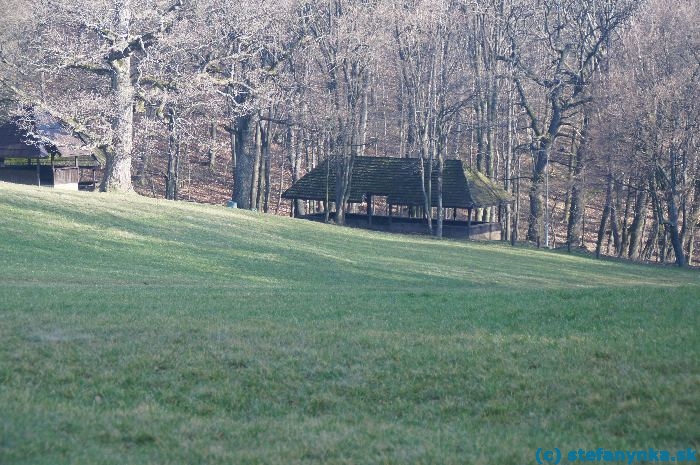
[527,142,549,246]
[666,152,687,267]
[520,76,563,247]
[567,116,589,251]
[232,114,255,209]
[101,1,134,192]
[627,183,648,260]
[101,61,134,191]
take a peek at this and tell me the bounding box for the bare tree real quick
[504,0,637,246]
[599,0,700,265]
[391,0,472,237]
[301,0,381,225]
[0,0,184,191]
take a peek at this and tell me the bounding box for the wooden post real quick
[467,207,473,239]
[388,203,393,228]
[36,159,41,186]
[367,194,373,226]
[50,154,55,187]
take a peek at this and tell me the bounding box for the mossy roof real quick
[283,156,513,209]
[0,113,101,166]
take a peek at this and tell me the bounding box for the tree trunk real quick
[250,121,262,210]
[436,151,444,238]
[289,128,306,216]
[263,133,271,213]
[618,177,633,258]
[232,114,255,209]
[628,181,648,260]
[568,181,584,252]
[595,179,612,259]
[101,0,134,192]
[685,180,700,265]
[254,122,269,212]
[667,191,686,266]
[610,177,622,254]
[165,107,178,200]
[666,152,686,267]
[643,175,663,261]
[333,132,354,226]
[527,141,550,246]
[419,157,433,235]
[566,117,588,251]
[208,122,217,170]
[138,142,150,188]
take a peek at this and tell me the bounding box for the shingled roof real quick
[0,112,98,163]
[283,156,512,209]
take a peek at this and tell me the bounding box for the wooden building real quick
[282,156,513,240]
[0,112,102,190]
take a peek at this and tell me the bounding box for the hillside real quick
[0,182,698,465]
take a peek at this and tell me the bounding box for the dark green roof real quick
[283,156,513,208]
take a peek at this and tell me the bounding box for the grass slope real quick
[0,182,698,465]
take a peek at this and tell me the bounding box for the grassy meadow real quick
[0,181,698,464]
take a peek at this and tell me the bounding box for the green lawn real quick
[0,181,698,465]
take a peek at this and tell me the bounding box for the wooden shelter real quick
[0,112,102,190]
[282,156,513,239]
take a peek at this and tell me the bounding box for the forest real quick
[0,0,698,266]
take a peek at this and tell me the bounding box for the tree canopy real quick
[0,0,697,265]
